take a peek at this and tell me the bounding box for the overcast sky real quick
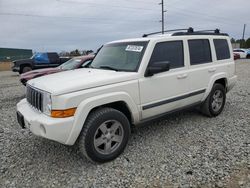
[0,0,250,52]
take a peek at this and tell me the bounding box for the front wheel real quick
[201,83,226,117]
[77,107,131,163]
[21,66,32,74]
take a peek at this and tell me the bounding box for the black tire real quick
[201,83,226,117]
[21,66,32,74]
[77,107,131,163]
[247,54,250,59]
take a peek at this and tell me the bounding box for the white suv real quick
[17,28,237,162]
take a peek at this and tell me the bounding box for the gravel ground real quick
[0,60,249,188]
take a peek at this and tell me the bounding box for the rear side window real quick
[188,39,212,65]
[150,41,184,69]
[214,39,230,60]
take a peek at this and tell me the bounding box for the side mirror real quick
[145,61,170,77]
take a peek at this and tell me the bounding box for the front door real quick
[139,40,190,120]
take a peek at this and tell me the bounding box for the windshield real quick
[59,58,82,70]
[90,41,148,72]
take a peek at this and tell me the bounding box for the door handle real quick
[177,74,188,79]
[208,68,216,73]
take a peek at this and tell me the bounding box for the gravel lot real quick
[0,60,249,188]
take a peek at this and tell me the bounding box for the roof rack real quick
[142,27,194,37]
[172,28,229,36]
[142,27,229,37]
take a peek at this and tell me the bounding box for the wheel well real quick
[20,64,31,69]
[215,78,227,89]
[20,64,32,72]
[90,101,133,124]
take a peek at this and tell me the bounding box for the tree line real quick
[59,49,94,57]
[231,38,250,48]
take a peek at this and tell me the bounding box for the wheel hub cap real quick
[94,120,124,155]
[212,90,223,112]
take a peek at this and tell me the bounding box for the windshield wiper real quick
[99,66,119,71]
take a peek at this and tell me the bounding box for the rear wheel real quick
[201,83,226,117]
[77,107,131,163]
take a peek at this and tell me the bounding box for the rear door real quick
[184,38,214,104]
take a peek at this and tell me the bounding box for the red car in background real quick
[20,55,94,86]
[233,53,240,60]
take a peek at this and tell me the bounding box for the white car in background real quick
[233,49,248,58]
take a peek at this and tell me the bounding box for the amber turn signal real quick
[51,108,76,118]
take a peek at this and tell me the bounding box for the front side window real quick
[149,41,184,69]
[90,41,148,72]
[188,39,212,65]
[214,39,230,60]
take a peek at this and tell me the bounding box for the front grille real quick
[26,85,43,111]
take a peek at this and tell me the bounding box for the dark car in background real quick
[20,55,94,85]
[12,52,71,74]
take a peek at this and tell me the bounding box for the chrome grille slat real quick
[34,91,37,108]
[26,85,43,112]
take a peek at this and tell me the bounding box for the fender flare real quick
[202,72,228,101]
[65,92,139,145]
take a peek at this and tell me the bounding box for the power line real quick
[123,0,156,5]
[0,12,158,24]
[167,4,249,25]
[166,8,249,26]
[57,0,157,11]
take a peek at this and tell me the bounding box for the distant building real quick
[0,47,32,62]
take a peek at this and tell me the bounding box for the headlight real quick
[42,91,52,116]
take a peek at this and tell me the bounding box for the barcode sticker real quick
[125,45,144,52]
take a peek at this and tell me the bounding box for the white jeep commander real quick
[17,28,237,162]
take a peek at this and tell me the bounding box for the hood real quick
[27,68,138,95]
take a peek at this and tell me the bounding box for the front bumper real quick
[16,99,74,145]
[20,78,27,86]
[12,66,20,72]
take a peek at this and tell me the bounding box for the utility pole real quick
[159,0,166,34]
[241,24,246,48]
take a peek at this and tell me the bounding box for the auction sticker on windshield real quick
[125,45,144,52]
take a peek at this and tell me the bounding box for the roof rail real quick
[142,28,229,37]
[196,29,221,33]
[142,27,194,37]
[172,28,229,36]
